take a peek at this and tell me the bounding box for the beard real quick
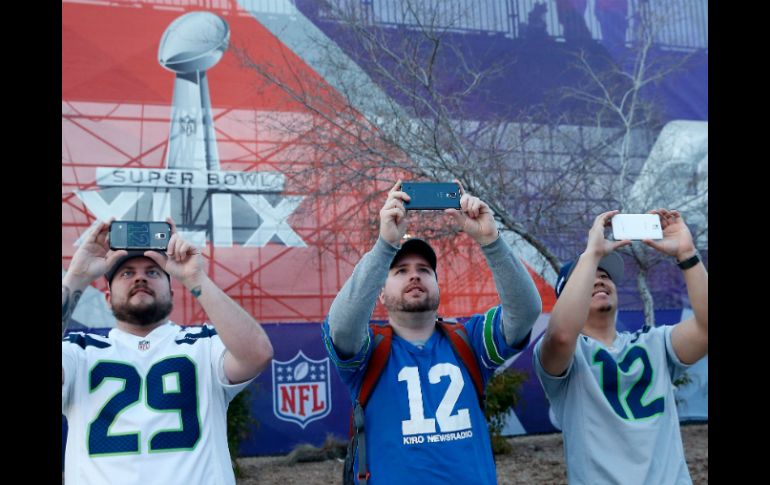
[382,291,440,313]
[111,293,173,327]
[597,303,614,313]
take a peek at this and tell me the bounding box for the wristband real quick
[676,254,700,270]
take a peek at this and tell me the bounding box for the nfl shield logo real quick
[272,351,331,428]
[138,340,150,351]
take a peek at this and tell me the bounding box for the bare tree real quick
[231,0,611,275]
[232,0,706,323]
[556,0,708,325]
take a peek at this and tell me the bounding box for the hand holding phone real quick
[402,182,461,210]
[611,214,663,240]
[109,221,172,250]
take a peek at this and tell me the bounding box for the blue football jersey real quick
[323,306,528,485]
[533,325,693,485]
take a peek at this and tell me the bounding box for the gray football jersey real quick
[533,325,693,485]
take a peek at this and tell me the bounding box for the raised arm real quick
[539,211,630,376]
[480,237,542,347]
[62,220,127,384]
[445,186,541,347]
[145,219,273,384]
[644,208,707,364]
[62,220,127,334]
[327,181,408,358]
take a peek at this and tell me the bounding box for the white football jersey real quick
[62,322,252,485]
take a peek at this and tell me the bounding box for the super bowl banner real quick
[63,0,707,457]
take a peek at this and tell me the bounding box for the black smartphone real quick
[402,182,461,210]
[109,221,171,251]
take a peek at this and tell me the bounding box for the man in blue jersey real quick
[61,219,274,485]
[322,181,542,484]
[534,209,707,485]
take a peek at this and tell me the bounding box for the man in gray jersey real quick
[534,208,707,485]
[322,180,542,484]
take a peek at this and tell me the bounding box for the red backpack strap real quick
[359,324,393,407]
[349,324,393,437]
[345,324,393,485]
[438,321,485,408]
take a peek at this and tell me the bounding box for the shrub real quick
[485,369,527,455]
[228,386,258,477]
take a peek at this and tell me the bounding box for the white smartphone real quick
[611,214,663,240]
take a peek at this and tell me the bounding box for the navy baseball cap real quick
[554,252,624,297]
[105,250,170,286]
[390,238,437,273]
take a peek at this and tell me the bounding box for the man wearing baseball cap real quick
[61,219,273,485]
[323,180,542,484]
[533,209,708,485]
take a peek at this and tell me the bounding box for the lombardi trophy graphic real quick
[78,10,303,252]
[159,11,229,171]
[158,12,229,237]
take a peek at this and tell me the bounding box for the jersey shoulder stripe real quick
[629,326,653,344]
[481,306,505,366]
[63,332,111,349]
[322,322,371,369]
[174,324,218,345]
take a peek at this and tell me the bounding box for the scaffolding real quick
[62,1,514,324]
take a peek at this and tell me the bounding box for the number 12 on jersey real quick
[398,363,471,435]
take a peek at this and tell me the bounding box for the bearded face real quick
[380,254,440,314]
[108,258,173,327]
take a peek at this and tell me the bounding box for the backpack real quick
[343,320,485,485]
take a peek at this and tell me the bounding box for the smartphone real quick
[109,221,171,250]
[402,182,461,210]
[611,214,663,240]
